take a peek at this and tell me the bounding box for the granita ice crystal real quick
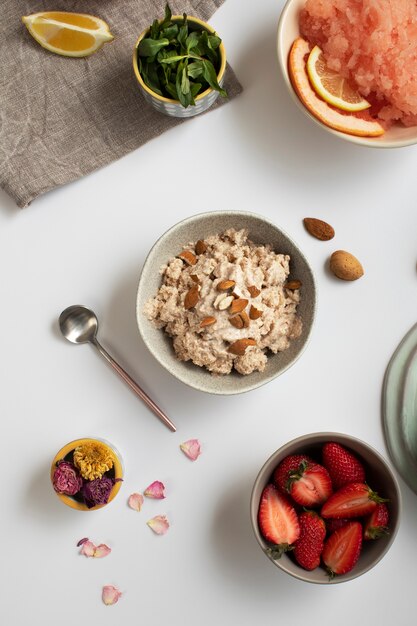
[300,0,417,126]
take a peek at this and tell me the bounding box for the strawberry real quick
[364,503,389,540]
[322,521,363,578]
[273,454,314,494]
[258,484,300,558]
[322,442,366,489]
[294,510,326,571]
[288,461,333,507]
[321,482,388,519]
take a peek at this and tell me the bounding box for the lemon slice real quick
[22,11,114,58]
[306,45,370,112]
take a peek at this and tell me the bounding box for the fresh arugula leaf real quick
[138,37,169,57]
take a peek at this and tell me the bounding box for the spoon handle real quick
[92,339,176,432]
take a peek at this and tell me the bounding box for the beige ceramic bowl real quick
[136,211,316,395]
[250,432,401,584]
[277,0,417,148]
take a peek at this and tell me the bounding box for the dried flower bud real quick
[52,461,83,496]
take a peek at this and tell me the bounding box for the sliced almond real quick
[285,280,302,290]
[200,316,216,328]
[178,250,197,266]
[230,298,249,314]
[190,274,200,284]
[184,285,200,309]
[195,240,207,255]
[217,279,236,291]
[303,217,335,241]
[228,338,256,355]
[249,305,262,320]
[247,285,261,298]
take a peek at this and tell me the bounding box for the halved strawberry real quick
[288,461,333,507]
[322,521,363,578]
[258,484,300,558]
[364,503,389,540]
[322,442,366,489]
[321,482,388,519]
[273,454,314,494]
[294,510,326,571]
[325,518,351,534]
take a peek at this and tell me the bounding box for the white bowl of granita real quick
[277,0,417,148]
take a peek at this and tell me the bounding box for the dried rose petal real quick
[147,515,170,535]
[128,493,144,512]
[102,585,122,605]
[180,439,201,461]
[80,540,111,558]
[76,537,89,547]
[144,481,165,499]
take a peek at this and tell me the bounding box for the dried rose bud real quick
[52,461,83,496]
[82,476,120,509]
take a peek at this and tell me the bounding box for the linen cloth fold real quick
[0,0,242,207]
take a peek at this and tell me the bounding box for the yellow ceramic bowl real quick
[51,438,123,511]
[133,15,226,118]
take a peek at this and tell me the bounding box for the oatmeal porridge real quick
[144,229,302,375]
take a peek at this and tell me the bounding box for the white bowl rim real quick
[277,0,417,149]
[136,209,317,395]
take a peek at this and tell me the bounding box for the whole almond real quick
[217,279,236,291]
[285,280,302,290]
[304,217,335,241]
[184,285,200,309]
[230,298,249,314]
[178,250,197,266]
[247,285,261,298]
[200,316,216,328]
[230,311,250,329]
[249,305,262,320]
[195,240,207,255]
[329,250,364,281]
[228,338,256,355]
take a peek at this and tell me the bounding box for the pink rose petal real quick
[80,540,111,558]
[147,515,170,535]
[180,439,201,461]
[77,537,89,547]
[144,480,165,499]
[128,493,144,511]
[102,585,122,606]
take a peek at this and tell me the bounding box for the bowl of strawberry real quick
[250,432,401,584]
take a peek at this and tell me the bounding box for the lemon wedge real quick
[22,11,114,58]
[306,45,370,112]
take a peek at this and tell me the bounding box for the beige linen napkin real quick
[0,1,242,207]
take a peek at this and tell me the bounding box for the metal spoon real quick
[59,305,176,432]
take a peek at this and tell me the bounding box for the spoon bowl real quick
[59,305,98,344]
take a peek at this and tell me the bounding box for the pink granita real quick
[300,0,417,126]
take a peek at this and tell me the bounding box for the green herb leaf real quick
[149,19,160,40]
[176,60,192,108]
[139,59,163,96]
[159,54,188,64]
[187,61,203,79]
[190,82,202,98]
[165,82,178,99]
[208,35,221,50]
[186,31,200,53]
[138,37,170,57]
[202,59,227,97]
[160,23,179,40]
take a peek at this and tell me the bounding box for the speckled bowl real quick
[133,15,226,118]
[136,211,316,395]
[250,432,401,584]
[277,0,417,148]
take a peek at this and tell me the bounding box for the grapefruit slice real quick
[22,11,114,58]
[288,38,384,137]
[307,45,370,112]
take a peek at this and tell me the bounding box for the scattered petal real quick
[180,439,201,461]
[128,493,144,511]
[93,544,112,558]
[102,585,122,606]
[80,540,111,558]
[80,540,96,557]
[147,515,170,535]
[76,537,89,547]
[144,480,165,499]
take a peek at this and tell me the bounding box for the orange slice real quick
[22,11,114,58]
[307,45,370,112]
[288,38,384,138]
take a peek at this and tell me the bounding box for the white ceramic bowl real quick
[250,432,401,584]
[277,0,417,148]
[136,211,316,395]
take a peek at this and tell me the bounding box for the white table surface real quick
[2,0,417,623]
